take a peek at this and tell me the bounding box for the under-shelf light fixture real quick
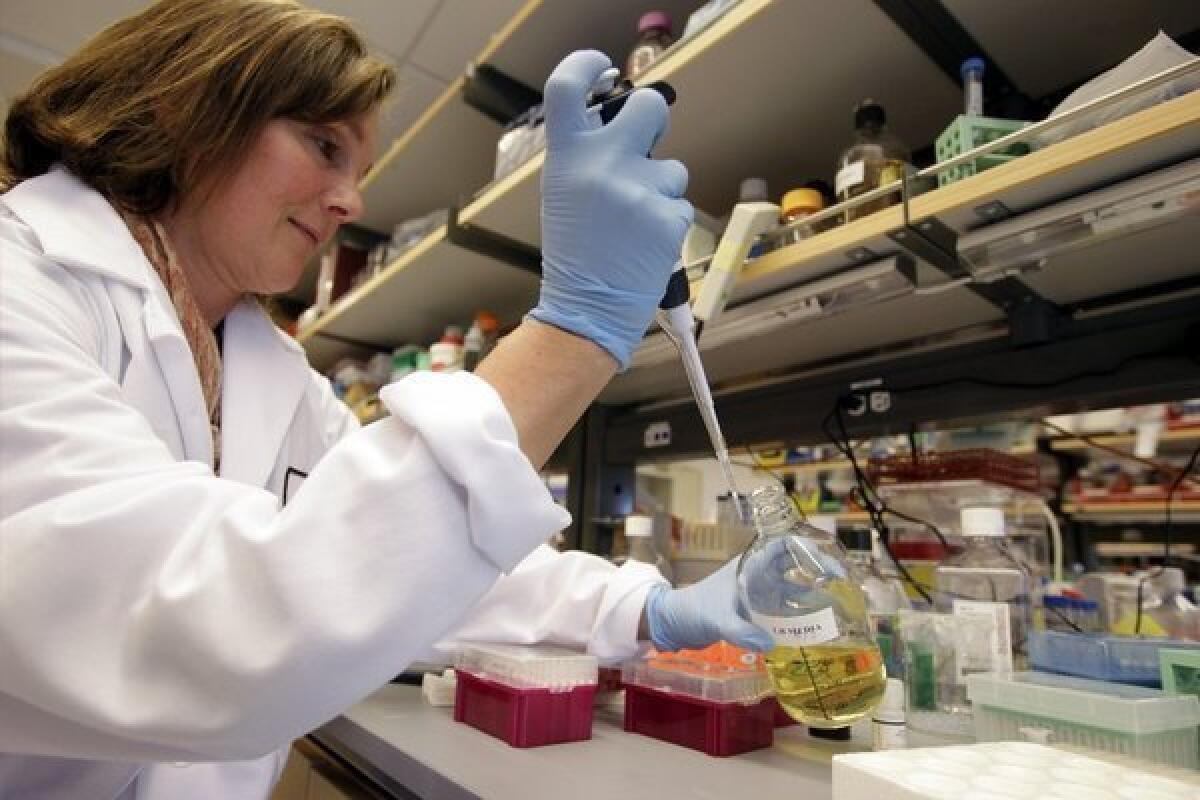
[958,156,1200,280]
[630,256,915,369]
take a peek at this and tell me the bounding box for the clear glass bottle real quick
[849,529,911,679]
[624,514,673,584]
[834,99,910,223]
[935,507,1030,711]
[737,486,886,728]
[625,11,674,82]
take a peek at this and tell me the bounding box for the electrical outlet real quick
[844,393,868,416]
[644,421,671,448]
[870,390,892,414]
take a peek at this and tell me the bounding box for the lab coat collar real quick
[5,166,217,465]
[1,165,153,291]
[220,299,311,487]
[5,166,315,482]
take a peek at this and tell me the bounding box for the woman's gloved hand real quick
[644,559,774,652]
[528,50,693,370]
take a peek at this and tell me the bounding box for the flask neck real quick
[752,508,836,542]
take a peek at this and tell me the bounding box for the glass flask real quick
[834,99,911,223]
[737,486,886,728]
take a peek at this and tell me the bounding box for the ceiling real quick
[0,0,527,146]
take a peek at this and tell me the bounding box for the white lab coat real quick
[0,167,664,800]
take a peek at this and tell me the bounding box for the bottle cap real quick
[625,514,654,538]
[637,11,672,34]
[854,99,885,129]
[961,57,986,80]
[960,507,1005,537]
[781,188,824,217]
[739,177,769,202]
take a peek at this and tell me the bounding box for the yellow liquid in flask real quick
[766,639,886,728]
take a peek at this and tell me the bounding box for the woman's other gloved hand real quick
[644,559,774,652]
[528,50,693,370]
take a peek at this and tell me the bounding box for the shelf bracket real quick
[462,63,542,126]
[889,175,1066,345]
[445,206,543,276]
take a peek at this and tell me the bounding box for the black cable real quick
[1164,441,1200,565]
[822,402,938,604]
[886,350,1184,399]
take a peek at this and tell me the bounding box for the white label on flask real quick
[835,161,865,195]
[751,607,839,647]
[951,600,1013,685]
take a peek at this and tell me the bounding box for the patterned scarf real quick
[120,212,223,469]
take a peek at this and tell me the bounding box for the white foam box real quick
[833,742,1200,800]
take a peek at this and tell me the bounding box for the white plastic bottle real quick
[624,514,673,584]
[871,678,907,750]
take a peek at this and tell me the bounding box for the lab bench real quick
[295,683,868,800]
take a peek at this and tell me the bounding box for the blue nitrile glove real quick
[644,558,774,652]
[528,50,693,369]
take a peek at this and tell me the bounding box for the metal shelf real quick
[604,91,1200,406]
[1062,501,1200,524]
[298,226,540,370]
[1050,428,1200,453]
[462,0,963,247]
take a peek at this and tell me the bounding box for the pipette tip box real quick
[621,652,776,756]
[452,644,598,748]
[967,670,1200,769]
[1029,630,1200,686]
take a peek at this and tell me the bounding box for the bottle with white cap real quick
[623,514,673,584]
[935,507,1031,675]
[870,677,907,750]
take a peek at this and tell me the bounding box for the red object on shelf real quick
[868,448,1040,493]
[889,539,949,561]
[623,683,776,756]
[453,669,596,748]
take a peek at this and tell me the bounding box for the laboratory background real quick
[3,0,1200,798]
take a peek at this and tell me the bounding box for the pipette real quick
[657,267,748,524]
[589,73,748,523]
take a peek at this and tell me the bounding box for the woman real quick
[0,2,770,798]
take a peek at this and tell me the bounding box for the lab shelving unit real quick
[295,0,704,367]
[294,1,1200,561]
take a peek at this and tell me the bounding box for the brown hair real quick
[1,0,395,214]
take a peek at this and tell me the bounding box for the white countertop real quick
[315,684,878,799]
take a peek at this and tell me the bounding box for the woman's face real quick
[166,111,379,317]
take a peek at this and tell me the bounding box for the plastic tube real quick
[961,57,985,117]
[1034,498,1064,584]
[655,299,747,524]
